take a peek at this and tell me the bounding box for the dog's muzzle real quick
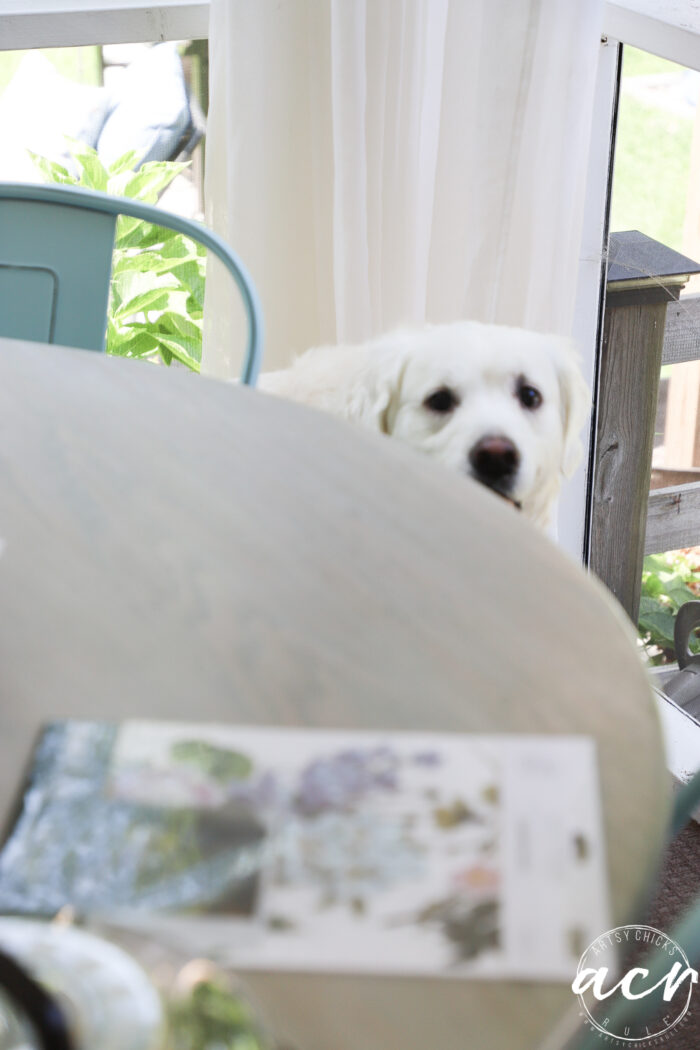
[468,435,522,510]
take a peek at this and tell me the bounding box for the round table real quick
[0,336,669,1050]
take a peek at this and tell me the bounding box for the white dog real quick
[259,321,589,529]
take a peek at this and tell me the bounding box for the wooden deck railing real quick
[645,296,700,555]
[589,232,700,621]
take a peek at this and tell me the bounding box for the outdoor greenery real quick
[622,49,681,79]
[166,976,267,1050]
[33,143,206,372]
[610,48,694,251]
[639,550,700,664]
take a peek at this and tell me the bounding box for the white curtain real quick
[203,0,604,377]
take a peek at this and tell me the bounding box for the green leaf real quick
[113,287,171,321]
[185,296,203,321]
[639,595,666,615]
[107,150,142,176]
[152,331,201,370]
[116,219,179,251]
[118,330,160,358]
[172,259,206,307]
[116,250,202,277]
[66,144,109,191]
[106,316,121,351]
[115,216,151,247]
[641,574,665,598]
[28,152,75,185]
[159,235,199,259]
[638,603,677,647]
[111,268,175,318]
[664,585,697,611]
[122,161,189,203]
[111,250,163,277]
[156,310,202,342]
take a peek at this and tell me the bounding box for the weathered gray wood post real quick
[590,231,700,622]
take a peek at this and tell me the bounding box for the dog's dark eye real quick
[423,386,460,414]
[517,379,542,410]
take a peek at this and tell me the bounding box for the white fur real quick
[259,321,590,529]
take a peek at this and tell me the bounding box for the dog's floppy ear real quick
[259,342,407,434]
[348,345,408,434]
[555,341,591,478]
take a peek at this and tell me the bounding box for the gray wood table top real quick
[0,336,669,1050]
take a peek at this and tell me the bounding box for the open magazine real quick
[0,720,609,981]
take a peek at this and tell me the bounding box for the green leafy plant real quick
[32,143,205,372]
[638,549,700,664]
[166,976,267,1050]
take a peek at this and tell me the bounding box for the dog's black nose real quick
[468,435,520,484]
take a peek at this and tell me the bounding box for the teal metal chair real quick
[0,182,263,384]
[567,770,700,1050]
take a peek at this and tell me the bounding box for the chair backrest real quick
[0,182,263,384]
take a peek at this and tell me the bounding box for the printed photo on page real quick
[0,720,609,981]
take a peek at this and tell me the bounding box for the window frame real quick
[0,0,208,50]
